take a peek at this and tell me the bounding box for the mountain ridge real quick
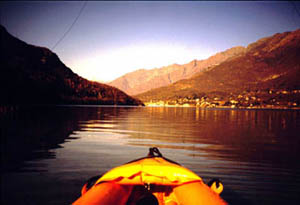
[136,29,300,108]
[109,46,246,95]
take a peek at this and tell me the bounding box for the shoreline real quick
[1,104,299,113]
[144,104,300,110]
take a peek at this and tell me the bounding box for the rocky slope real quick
[109,46,246,95]
[136,29,300,108]
[0,25,143,106]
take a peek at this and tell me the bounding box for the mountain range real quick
[109,46,246,96]
[0,25,143,106]
[1,23,299,108]
[136,29,300,108]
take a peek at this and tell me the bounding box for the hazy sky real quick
[1,1,300,82]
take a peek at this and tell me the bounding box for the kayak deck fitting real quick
[73,147,227,205]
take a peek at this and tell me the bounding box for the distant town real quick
[145,89,300,109]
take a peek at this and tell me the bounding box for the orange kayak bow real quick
[73,147,227,205]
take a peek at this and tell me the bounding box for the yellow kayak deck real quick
[73,147,227,205]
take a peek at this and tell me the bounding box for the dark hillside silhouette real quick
[0,25,143,106]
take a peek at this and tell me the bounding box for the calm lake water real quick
[1,106,300,204]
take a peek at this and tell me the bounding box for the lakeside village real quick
[144,89,300,109]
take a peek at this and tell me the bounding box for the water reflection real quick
[1,106,300,204]
[1,106,77,172]
[117,108,300,167]
[0,106,133,172]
